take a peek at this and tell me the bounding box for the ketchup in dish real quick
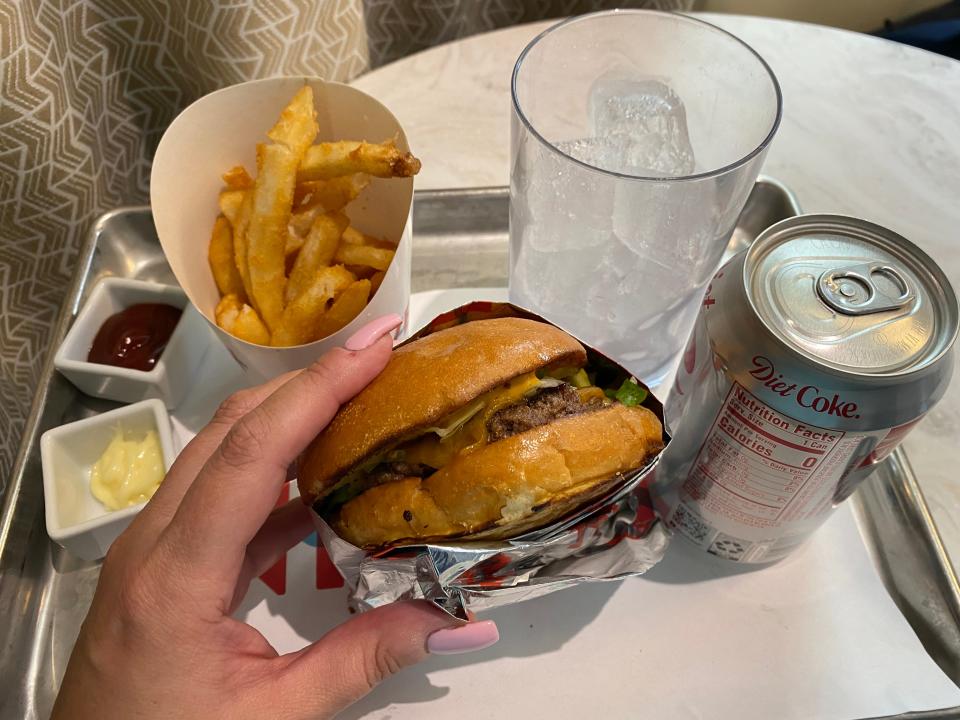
[87,303,182,371]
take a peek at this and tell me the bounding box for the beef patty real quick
[366,462,434,486]
[486,384,603,442]
[359,386,601,486]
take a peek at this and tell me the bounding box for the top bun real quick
[298,317,587,504]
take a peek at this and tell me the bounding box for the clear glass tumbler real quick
[509,10,782,388]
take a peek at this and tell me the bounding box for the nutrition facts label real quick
[680,383,856,528]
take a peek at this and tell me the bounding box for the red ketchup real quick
[87,303,183,371]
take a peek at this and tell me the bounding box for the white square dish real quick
[40,399,175,561]
[54,277,211,408]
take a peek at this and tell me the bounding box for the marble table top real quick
[352,14,960,567]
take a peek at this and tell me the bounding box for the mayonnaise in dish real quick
[90,428,164,510]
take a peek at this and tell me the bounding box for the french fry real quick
[208,216,246,300]
[214,294,242,333]
[272,265,355,347]
[297,140,420,182]
[222,165,254,190]
[340,226,366,245]
[334,243,395,272]
[293,174,371,212]
[288,193,378,238]
[285,212,349,304]
[315,279,371,339]
[341,226,398,250]
[285,229,305,257]
[370,271,386,296]
[208,88,417,348]
[232,191,254,302]
[288,205,320,237]
[233,304,271,345]
[340,226,395,277]
[218,190,246,226]
[293,181,322,209]
[247,87,319,332]
[344,264,376,280]
[267,86,319,147]
[214,294,269,345]
[285,230,304,274]
[309,212,349,265]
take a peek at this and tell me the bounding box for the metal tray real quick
[2,181,958,719]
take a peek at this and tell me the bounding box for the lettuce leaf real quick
[607,378,647,406]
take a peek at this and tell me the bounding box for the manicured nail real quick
[344,314,403,351]
[427,620,499,655]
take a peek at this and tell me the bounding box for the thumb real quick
[276,601,499,717]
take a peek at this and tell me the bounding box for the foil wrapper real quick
[311,302,671,620]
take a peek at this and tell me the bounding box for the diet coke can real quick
[653,214,958,563]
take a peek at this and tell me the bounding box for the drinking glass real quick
[509,10,782,388]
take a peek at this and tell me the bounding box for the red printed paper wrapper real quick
[310,302,671,619]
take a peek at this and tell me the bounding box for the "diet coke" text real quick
[750,355,861,419]
[653,214,956,563]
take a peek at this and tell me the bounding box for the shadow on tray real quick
[338,534,761,716]
[639,531,761,585]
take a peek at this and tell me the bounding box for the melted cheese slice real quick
[401,372,543,468]
[398,374,608,470]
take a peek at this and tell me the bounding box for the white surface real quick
[40,398,175,561]
[150,78,413,381]
[235,506,960,720]
[54,277,210,408]
[337,507,960,720]
[350,12,960,581]
[160,288,960,719]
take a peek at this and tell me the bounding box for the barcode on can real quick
[669,503,711,545]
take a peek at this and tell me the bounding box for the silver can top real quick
[745,214,958,377]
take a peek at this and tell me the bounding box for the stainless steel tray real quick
[2,181,958,719]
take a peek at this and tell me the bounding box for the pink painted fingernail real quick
[344,314,403,351]
[427,620,499,655]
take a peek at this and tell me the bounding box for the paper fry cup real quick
[150,77,413,380]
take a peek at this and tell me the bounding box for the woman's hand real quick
[53,316,499,720]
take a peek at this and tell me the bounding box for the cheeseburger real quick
[299,317,664,549]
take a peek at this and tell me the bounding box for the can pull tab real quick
[817,262,914,315]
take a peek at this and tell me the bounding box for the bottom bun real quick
[333,403,663,549]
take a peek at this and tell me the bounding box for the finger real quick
[153,370,303,508]
[229,500,315,612]
[132,369,303,540]
[161,332,394,583]
[274,602,499,717]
